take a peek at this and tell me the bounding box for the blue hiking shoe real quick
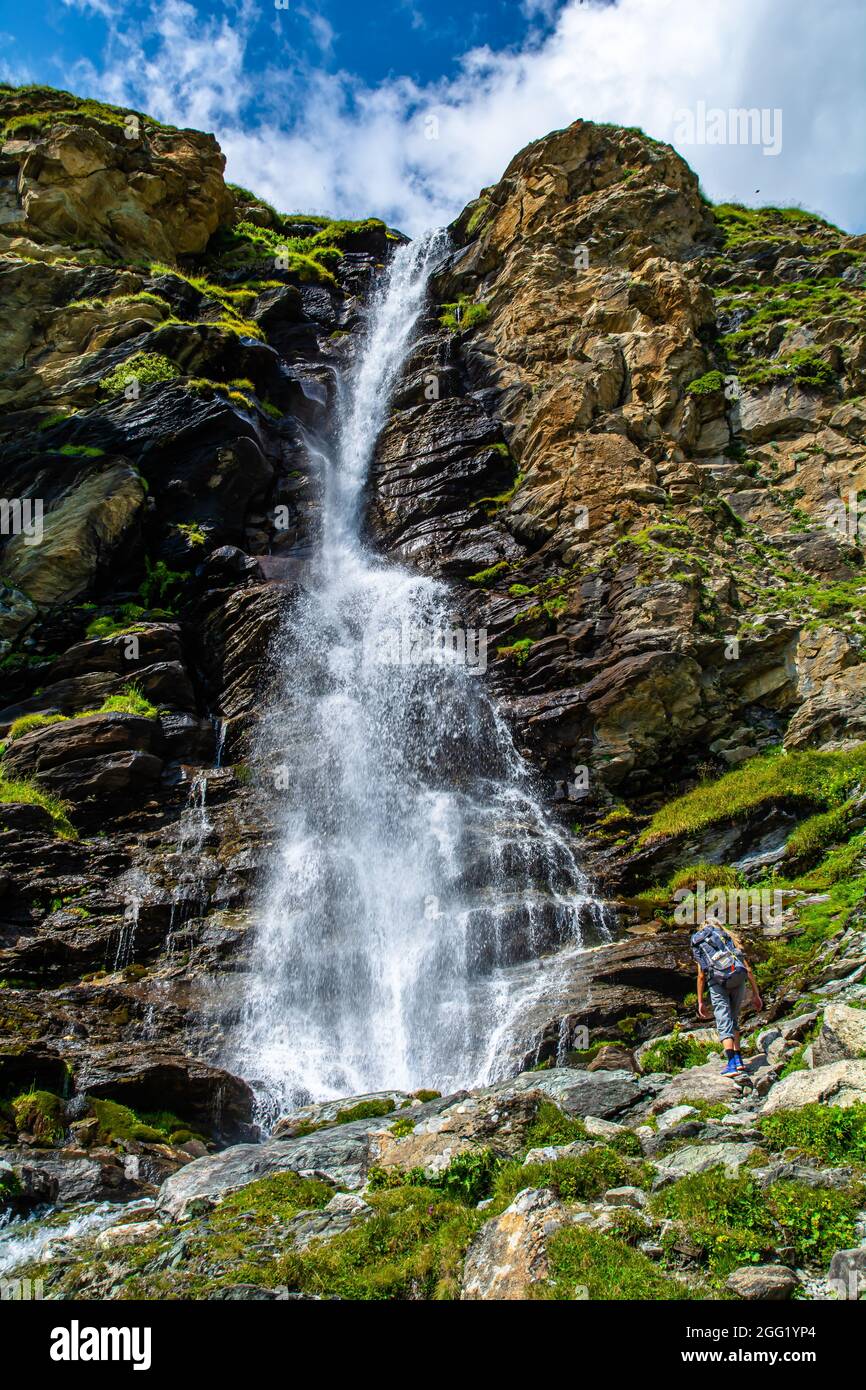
[720,1056,741,1078]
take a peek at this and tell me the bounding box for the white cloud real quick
[68,0,866,235]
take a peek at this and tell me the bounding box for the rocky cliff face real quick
[2,87,866,1303]
[0,85,397,1169]
[371,120,866,822]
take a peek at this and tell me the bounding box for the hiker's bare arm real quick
[728,933,762,1009]
[696,965,711,1018]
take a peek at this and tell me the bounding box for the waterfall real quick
[227,232,611,1121]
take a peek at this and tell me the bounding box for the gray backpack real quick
[691,925,747,988]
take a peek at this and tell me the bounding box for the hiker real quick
[692,922,762,1076]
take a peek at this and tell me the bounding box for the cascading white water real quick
[228,233,611,1120]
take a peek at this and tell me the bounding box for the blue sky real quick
[2,0,864,236]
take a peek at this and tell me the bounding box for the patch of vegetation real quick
[466,560,510,585]
[99,684,158,718]
[653,1168,863,1278]
[439,296,490,333]
[283,1186,479,1300]
[85,602,149,640]
[0,771,76,838]
[522,1100,588,1152]
[139,557,186,609]
[491,1146,651,1212]
[89,1098,193,1145]
[686,370,726,396]
[639,746,866,845]
[735,348,837,392]
[760,1103,866,1166]
[536,1226,699,1300]
[7,712,66,740]
[334,1098,395,1125]
[11,1089,66,1145]
[640,1027,718,1076]
[100,352,180,396]
[57,444,104,458]
[496,638,534,666]
[173,522,207,548]
[368,1148,502,1206]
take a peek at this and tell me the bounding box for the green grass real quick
[640,1027,718,1075]
[639,746,866,844]
[368,1148,502,1205]
[7,686,157,742]
[139,557,186,609]
[85,603,148,640]
[522,1100,589,1152]
[490,1146,651,1212]
[760,1104,866,1166]
[7,712,66,740]
[535,1226,699,1300]
[98,685,157,717]
[653,1168,863,1278]
[496,638,534,666]
[90,1098,197,1145]
[100,352,180,396]
[440,296,489,333]
[334,1098,395,1125]
[466,561,510,585]
[0,771,76,837]
[735,348,837,392]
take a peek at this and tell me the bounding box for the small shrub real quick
[686,370,726,396]
[440,297,489,333]
[100,352,180,396]
[335,1098,395,1125]
[640,1026,717,1075]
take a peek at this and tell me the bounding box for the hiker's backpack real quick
[691,924,747,987]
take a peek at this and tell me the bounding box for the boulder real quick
[2,711,164,800]
[652,1142,762,1188]
[0,1149,138,1206]
[655,1105,699,1132]
[3,94,233,260]
[648,1055,775,1114]
[460,1188,570,1300]
[96,1219,163,1250]
[287,1193,373,1251]
[273,1091,412,1139]
[157,1126,368,1220]
[371,1090,546,1176]
[70,1046,254,1142]
[726,1265,800,1301]
[812,1003,866,1066]
[500,1067,644,1119]
[761,1059,866,1114]
[827,1248,866,1300]
[0,464,146,606]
